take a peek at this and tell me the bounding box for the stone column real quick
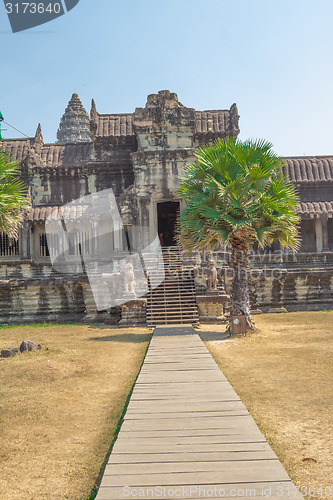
[114,221,121,251]
[315,218,323,253]
[20,222,31,259]
[91,221,99,257]
[321,215,329,252]
[148,199,157,244]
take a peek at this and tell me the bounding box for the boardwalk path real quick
[96,326,303,499]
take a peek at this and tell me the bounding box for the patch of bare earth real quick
[199,312,333,500]
[0,324,152,500]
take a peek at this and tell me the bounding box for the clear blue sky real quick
[1,0,333,156]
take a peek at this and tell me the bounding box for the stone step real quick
[148,288,195,293]
[147,308,199,315]
[147,302,197,308]
[148,291,195,295]
[147,313,198,319]
[147,305,198,311]
[150,280,194,285]
[148,319,199,326]
[153,280,194,285]
[153,288,195,292]
[147,313,198,318]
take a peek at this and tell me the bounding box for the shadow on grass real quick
[197,330,230,342]
[86,323,153,343]
[87,333,153,343]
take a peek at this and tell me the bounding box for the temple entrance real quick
[157,201,180,247]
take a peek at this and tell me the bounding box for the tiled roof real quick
[40,143,92,167]
[1,139,32,162]
[282,156,333,183]
[29,200,333,221]
[96,114,134,137]
[27,205,91,222]
[195,110,231,134]
[1,140,92,167]
[94,110,234,137]
[297,202,333,216]
[27,206,58,222]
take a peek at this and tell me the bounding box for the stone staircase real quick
[146,246,199,327]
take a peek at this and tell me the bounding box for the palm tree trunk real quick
[230,236,254,330]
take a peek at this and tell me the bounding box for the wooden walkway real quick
[96,326,303,499]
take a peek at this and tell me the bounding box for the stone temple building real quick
[0,90,333,325]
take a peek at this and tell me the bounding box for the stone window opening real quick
[328,218,333,251]
[0,231,19,257]
[68,230,91,256]
[123,225,132,252]
[40,233,49,257]
[39,230,91,258]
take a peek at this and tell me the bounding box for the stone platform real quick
[96,326,303,500]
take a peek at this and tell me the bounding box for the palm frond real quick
[177,138,300,253]
[0,148,29,239]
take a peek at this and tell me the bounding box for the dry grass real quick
[0,324,153,500]
[199,311,333,499]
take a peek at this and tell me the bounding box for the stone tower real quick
[57,93,91,143]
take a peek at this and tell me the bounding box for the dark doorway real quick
[157,201,180,247]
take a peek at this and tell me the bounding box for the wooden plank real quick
[100,469,294,487]
[107,450,277,463]
[104,459,283,475]
[120,417,261,432]
[96,482,302,500]
[124,410,250,419]
[113,429,265,440]
[126,401,247,412]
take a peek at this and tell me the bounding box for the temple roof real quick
[27,205,91,222]
[0,139,93,167]
[195,110,231,135]
[57,94,91,143]
[95,113,133,137]
[1,138,32,163]
[91,109,236,138]
[298,201,333,216]
[282,156,333,183]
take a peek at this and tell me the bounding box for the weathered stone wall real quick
[0,252,332,325]
[191,251,333,314]
[0,262,119,325]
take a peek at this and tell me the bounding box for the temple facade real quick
[0,90,332,324]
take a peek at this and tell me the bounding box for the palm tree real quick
[177,137,300,329]
[0,149,29,239]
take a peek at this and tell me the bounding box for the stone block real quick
[196,293,229,324]
[118,298,147,327]
[1,346,20,358]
